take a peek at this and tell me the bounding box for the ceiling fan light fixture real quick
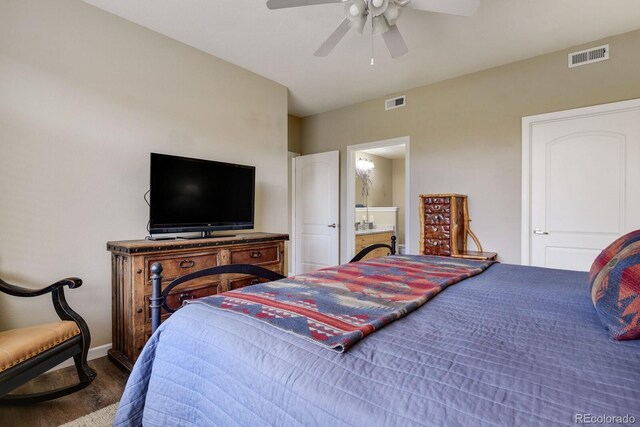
[372,15,390,35]
[345,0,366,18]
[368,0,389,16]
[349,14,367,33]
[383,3,400,25]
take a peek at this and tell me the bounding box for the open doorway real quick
[346,136,410,262]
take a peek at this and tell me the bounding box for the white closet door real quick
[528,105,640,271]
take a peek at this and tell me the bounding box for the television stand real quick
[106,232,288,371]
[146,236,178,241]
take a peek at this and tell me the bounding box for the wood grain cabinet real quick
[419,194,497,261]
[355,231,394,260]
[106,233,288,372]
[420,194,468,256]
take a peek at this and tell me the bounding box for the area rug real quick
[60,402,118,427]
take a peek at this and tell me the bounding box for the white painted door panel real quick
[531,108,640,271]
[294,151,339,274]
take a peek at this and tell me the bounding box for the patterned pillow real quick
[589,230,640,340]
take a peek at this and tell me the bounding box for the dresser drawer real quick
[423,197,450,206]
[425,224,450,240]
[230,245,279,265]
[424,239,452,256]
[423,203,451,214]
[228,276,270,291]
[142,280,217,344]
[145,252,219,283]
[372,232,393,244]
[144,281,220,323]
[355,234,375,246]
[423,212,451,225]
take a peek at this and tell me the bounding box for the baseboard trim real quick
[47,343,112,373]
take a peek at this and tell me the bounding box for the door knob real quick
[533,229,549,235]
[327,223,337,228]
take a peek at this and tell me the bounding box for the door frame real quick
[521,97,640,265]
[346,136,411,263]
[288,151,300,276]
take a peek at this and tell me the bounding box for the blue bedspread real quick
[115,264,640,426]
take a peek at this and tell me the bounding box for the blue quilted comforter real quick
[115,263,640,426]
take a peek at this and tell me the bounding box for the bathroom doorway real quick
[346,136,410,261]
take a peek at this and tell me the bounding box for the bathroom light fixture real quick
[355,158,375,198]
[356,158,375,173]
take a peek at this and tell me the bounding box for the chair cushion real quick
[589,230,640,340]
[0,321,81,372]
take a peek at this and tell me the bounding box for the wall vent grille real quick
[568,44,609,68]
[385,95,406,110]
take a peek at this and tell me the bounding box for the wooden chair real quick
[0,276,96,405]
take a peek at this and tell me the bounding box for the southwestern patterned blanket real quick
[189,255,495,351]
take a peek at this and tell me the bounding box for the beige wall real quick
[0,0,288,346]
[392,159,405,246]
[354,152,392,207]
[288,115,302,154]
[302,29,640,264]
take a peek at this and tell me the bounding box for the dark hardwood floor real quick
[0,357,128,427]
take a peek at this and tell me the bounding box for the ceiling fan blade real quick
[266,0,344,10]
[314,18,351,57]
[405,0,480,16]
[382,25,408,59]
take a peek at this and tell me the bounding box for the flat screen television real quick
[149,153,255,235]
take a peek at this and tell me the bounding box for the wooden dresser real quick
[420,194,467,256]
[106,232,288,371]
[419,194,496,261]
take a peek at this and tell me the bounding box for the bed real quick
[114,258,640,426]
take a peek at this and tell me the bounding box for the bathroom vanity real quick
[354,207,398,260]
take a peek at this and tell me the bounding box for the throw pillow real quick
[589,230,640,340]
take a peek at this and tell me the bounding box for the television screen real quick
[149,153,255,234]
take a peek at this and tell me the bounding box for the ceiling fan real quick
[266,0,480,60]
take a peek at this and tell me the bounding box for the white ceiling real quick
[82,0,640,117]
[361,144,406,160]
